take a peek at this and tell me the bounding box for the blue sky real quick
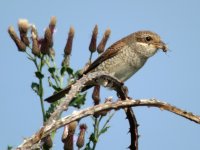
[0,0,200,149]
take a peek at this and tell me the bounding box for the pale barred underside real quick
[93,42,158,82]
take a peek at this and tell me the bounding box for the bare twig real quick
[17,98,200,149]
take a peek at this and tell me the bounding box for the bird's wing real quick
[83,40,126,74]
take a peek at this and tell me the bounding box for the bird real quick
[45,30,167,103]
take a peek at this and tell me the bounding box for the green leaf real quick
[48,67,56,74]
[66,67,73,75]
[52,85,62,92]
[35,71,44,79]
[48,77,53,87]
[89,133,95,142]
[60,66,67,76]
[31,82,39,95]
[84,143,92,150]
[69,93,87,108]
[74,69,82,79]
[7,145,13,150]
[45,102,58,119]
[100,126,110,135]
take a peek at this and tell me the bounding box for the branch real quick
[125,107,138,150]
[45,71,125,125]
[17,98,200,149]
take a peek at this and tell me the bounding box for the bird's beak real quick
[157,41,168,52]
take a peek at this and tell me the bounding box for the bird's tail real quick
[45,85,71,103]
[45,83,94,103]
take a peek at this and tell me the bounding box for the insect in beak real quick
[156,41,168,52]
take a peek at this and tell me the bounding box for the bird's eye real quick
[145,36,152,42]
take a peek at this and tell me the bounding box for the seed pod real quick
[8,26,26,52]
[89,25,98,53]
[18,19,30,46]
[97,28,111,54]
[76,124,87,148]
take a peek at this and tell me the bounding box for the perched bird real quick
[45,30,167,103]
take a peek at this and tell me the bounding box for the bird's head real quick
[132,30,167,57]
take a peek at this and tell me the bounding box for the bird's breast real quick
[95,45,147,82]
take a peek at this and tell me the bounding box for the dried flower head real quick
[31,25,40,56]
[64,26,75,56]
[43,135,53,149]
[99,97,113,116]
[79,124,87,131]
[62,125,69,142]
[89,24,98,53]
[62,55,70,67]
[8,26,26,51]
[92,85,100,105]
[49,16,57,33]
[97,28,111,54]
[49,48,55,57]
[40,27,53,55]
[76,124,87,148]
[68,121,77,134]
[62,122,77,150]
[18,19,30,46]
[18,19,29,33]
[63,135,73,150]
[44,27,53,47]
[62,121,77,142]
[31,25,38,39]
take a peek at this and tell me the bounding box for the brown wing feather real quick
[83,40,126,74]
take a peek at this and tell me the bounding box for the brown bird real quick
[45,30,167,103]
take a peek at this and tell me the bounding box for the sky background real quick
[0,0,200,150]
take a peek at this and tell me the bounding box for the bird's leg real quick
[116,85,129,100]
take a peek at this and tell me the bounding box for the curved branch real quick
[45,71,124,125]
[17,98,200,149]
